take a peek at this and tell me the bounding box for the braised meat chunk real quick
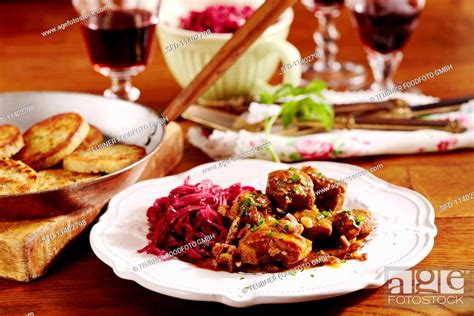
[266,167,315,212]
[237,214,312,268]
[301,166,346,211]
[212,243,239,272]
[229,191,273,224]
[293,207,333,241]
[332,209,373,248]
[221,191,274,244]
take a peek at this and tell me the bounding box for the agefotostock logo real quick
[384,267,473,310]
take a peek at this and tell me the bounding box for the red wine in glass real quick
[73,0,161,102]
[347,0,425,91]
[302,0,344,12]
[314,0,344,8]
[81,9,157,70]
[351,2,422,54]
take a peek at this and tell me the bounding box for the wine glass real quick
[346,0,425,91]
[301,0,366,90]
[72,0,161,102]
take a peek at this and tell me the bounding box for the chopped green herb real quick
[354,216,365,226]
[344,210,351,216]
[320,210,331,218]
[258,219,265,226]
[310,274,314,277]
[272,221,279,227]
[289,174,301,184]
[251,225,258,232]
[240,276,245,280]
[284,222,290,231]
[268,231,274,238]
[243,198,252,208]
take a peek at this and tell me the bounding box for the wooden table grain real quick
[0,0,473,315]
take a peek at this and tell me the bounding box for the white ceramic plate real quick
[90,160,437,307]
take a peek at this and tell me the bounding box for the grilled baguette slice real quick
[0,158,37,194]
[75,125,104,152]
[16,113,90,170]
[36,169,100,191]
[0,125,24,158]
[63,144,146,174]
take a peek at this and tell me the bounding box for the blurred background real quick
[0,0,473,112]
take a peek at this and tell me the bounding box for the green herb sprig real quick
[259,80,334,162]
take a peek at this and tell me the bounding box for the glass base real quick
[302,61,366,90]
[98,66,144,102]
[104,86,140,102]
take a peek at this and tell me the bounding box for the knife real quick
[182,105,466,134]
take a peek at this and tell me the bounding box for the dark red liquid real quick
[81,9,157,69]
[351,1,422,54]
[314,0,344,6]
[302,0,343,11]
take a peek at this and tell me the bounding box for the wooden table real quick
[0,0,473,314]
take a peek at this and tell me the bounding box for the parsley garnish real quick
[258,219,265,226]
[259,80,334,163]
[355,216,365,226]
[284,222,290,231]
[268,231,274,238]
[243,198,252,208]
[289,174,301,184]
[320,210,331,218]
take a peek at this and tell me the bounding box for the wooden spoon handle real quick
[163,0,298,122]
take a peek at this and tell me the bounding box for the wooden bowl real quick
[0,92,165,221]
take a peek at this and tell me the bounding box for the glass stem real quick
[111,77,133,97]
[367,51,403,91]
[314,9,340,71]
[105,75,140,102]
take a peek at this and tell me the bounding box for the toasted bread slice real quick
[75,125,104,152]
[16,113,90,170]
[63,144,146,174]
[0,125,24,158]
[0,158,37,194]
[36,169,100,191]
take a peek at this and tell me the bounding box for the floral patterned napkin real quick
[187,91,474,162]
